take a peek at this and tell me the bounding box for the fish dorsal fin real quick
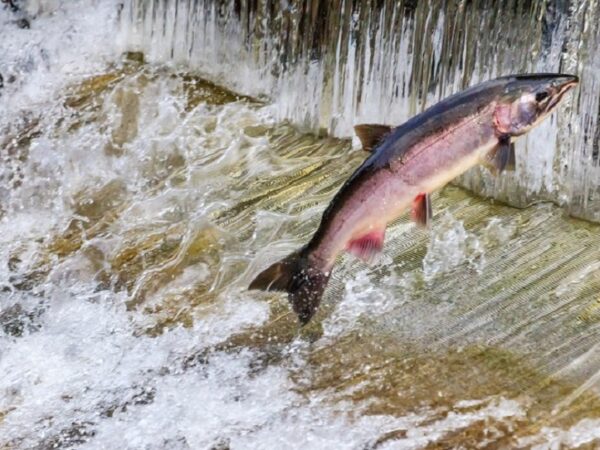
[411,193,432,228]
[485,135,515,174]
[354,124,393,152]
[346,228,386,263]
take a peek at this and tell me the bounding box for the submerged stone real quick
[0,303,41,337]
[178,73,259,110]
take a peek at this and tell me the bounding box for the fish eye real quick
[535,91,549,102]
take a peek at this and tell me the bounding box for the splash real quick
[422,212,485,281]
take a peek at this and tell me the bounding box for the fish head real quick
[494,74,578,136]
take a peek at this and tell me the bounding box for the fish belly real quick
[317,115,498,268]
[352,129,498,253]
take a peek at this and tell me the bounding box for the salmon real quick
[250,74,578,324]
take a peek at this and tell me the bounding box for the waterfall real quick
[118,0,600,221]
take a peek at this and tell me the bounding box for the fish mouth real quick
[546,75,578,113]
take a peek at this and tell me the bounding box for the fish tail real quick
[248,247,330,325]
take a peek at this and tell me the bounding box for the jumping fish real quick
[249,74,578,324]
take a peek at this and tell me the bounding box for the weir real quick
[120,0,600,221]
[1,1,600,448]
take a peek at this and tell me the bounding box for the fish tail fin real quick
[249,248,330,325]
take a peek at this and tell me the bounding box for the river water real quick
[1,2,600,449]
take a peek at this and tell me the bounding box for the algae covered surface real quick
[2,54,600,449]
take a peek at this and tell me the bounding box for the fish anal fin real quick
[346,228,385,263]
[485,135,516,174]
[411,193,432,228]
[354,124,392,152]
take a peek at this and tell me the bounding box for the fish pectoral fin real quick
[506,141,516,171]
[485,135,516,174]
[354,124,392,152]
[411,193,432,228]
[346,228,386,263]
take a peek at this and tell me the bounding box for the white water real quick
[2,2,600,449]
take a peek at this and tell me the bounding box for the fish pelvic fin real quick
[411,193,432,228]
[248,249,330,325]
[346,228,386,263]
[354,124,392,152]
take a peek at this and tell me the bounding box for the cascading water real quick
[2,1,600,449]
[119,0,600,221]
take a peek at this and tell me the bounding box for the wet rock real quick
[0,303,42,337]
[209,438,230,450]
[30,421,96,450]
[131,386,156,406]
[41,181,128,265]
[2,0,19,13]
[110,224,222,333]
[182,352,209,371]
[123,51,145,65]
[366,429,408,449]
[72,179,128,223]
[161,437,191,450]
[1,0,31,28]
[8,269,47,291]
[100,385,157,419]
[104,86,140,156]
[7,254,21,272]
[63,60,148,115]
[15,17,29,29]
[179,73,258,110]
[64,71,126,110]
[1,116,41,158]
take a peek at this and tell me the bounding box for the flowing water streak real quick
[119,0,600,221]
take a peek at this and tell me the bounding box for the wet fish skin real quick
[249,73,578,324]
